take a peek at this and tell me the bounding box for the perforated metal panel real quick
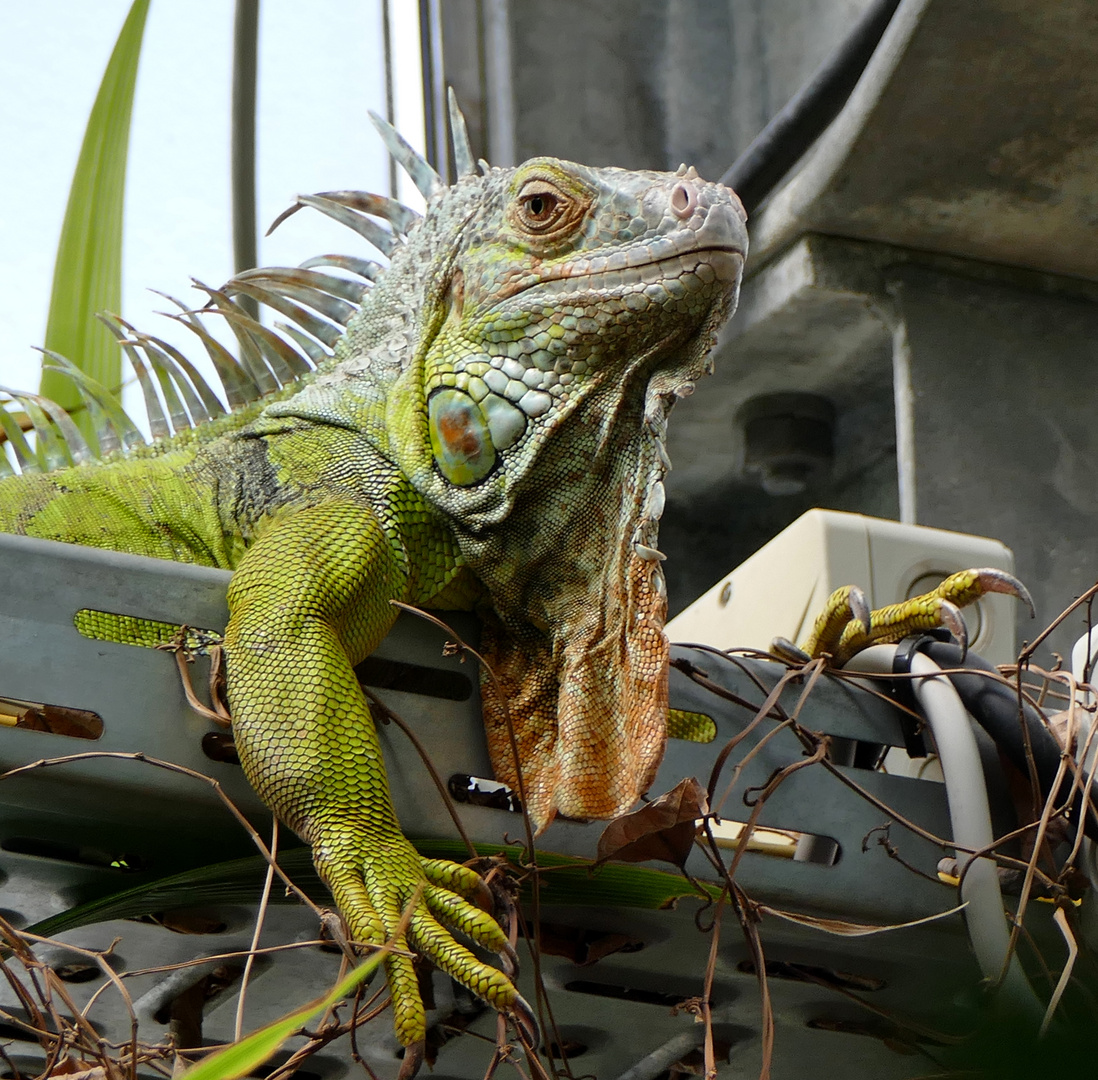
[0,534,1019,1079]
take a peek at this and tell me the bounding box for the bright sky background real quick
[0,1,425,417]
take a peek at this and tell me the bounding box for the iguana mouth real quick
[610,244,746,273]
[630,244,746,282]
[494,244,745,305]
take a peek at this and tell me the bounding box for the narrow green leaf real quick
[25,841,711,944]
[23,848,320,941]
[180,955,385,1080]
[40,0,152,437]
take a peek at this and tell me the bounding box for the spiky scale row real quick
[366,110,443,199]
[1,120,414,468]
[447,88,477,179]
[0,189,405,468]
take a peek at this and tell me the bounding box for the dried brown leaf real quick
[530,921,645,965]
[596,777,708,869]
[47,1060,101,1079]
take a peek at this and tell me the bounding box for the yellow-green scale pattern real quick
[74,609,220,651]
[0,417,515,1045]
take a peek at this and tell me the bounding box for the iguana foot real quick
[776,568,1033,667]
[313,831,534,1051]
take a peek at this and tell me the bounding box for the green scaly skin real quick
[0,156,748,1047]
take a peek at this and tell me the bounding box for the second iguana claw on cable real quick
[775,567,1034,667]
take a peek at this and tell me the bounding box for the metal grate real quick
[0,534,1034,1079]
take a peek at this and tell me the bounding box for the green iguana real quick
[0,96,747,1052]
[0,94,1028,1058]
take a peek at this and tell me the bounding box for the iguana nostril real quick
[670,181,697,219]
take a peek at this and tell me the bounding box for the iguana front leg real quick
[223,500,521,1047]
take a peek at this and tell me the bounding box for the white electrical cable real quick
[845,645,1043,1018]
[1069,633,1098,942]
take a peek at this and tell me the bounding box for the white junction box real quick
[667,509,1020,666]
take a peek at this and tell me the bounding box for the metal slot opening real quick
[52,961,101,984]
[524,921,645,965]
[151,964,244,1026]
[0,696,102,739]
[0,1019,41,1045]
[247,1062,320,1080]
[563,981,688,1009]
[710,819,840,866]
[831,737,945,781]
[667,708,717,743]
[201,731,240,766]
[355,656,472,701]
[133,908,231,935]
[738,959,885,992]
[1,837,147,872]
[806,1016,943,1047]
[547,1040,588,1060]
[448,773,521,812]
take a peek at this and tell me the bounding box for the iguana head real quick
[329,108,748,831]
[374,156,746,516]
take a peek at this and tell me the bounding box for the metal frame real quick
[0,534,1025,1078]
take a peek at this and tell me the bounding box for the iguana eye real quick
[524,193,555,220]
[514,181,567,233]
[508,171,593,240]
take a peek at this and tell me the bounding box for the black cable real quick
[720,0,903,215]
[913,640,1098,842]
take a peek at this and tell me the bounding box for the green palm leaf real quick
[181,954,385,1080]
[39,0,151,439]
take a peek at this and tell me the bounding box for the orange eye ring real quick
[512,179,572,234]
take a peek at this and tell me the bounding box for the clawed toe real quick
[397,1039,426,1080]
[790,566,1034,667]
[509,991,540,1048]
[938,567,1034,618]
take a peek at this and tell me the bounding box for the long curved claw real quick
[849,586,872,633]
[935,567,1035,619]
[794,567,1034,668]
[498,940,520,979]
[509,992,540,1049]
[397,1040,425,1080]
[770,636,812,664]
[799,584,870,658]
[935,599,968,661]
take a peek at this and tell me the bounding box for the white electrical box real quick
[666,509,1020,666]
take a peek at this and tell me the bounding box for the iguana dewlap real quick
[0,100,747,1051]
